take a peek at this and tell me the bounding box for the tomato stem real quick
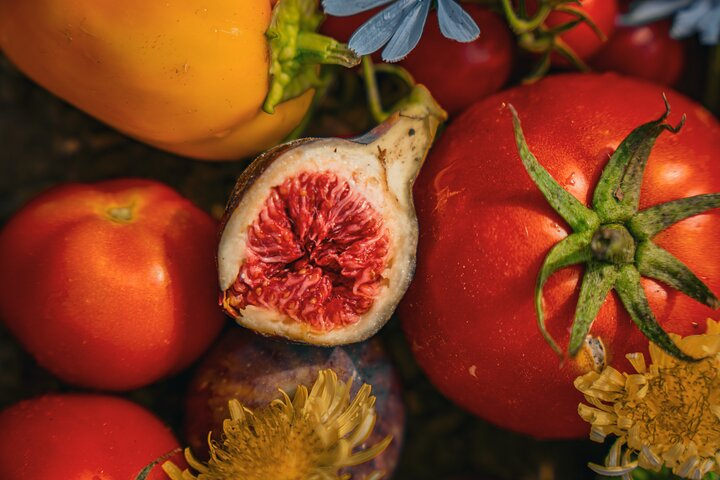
[509,98,720,362]
[590,225,636,264]
[500,0,606,83]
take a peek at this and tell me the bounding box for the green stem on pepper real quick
[509,98,720,362]
[264,0,360,114]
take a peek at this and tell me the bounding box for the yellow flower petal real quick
[163,369,391,480]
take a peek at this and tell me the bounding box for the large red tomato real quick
[0,394,183,479]
[399,6,514,116]
[400,73,720,439]
[0,179,225,390]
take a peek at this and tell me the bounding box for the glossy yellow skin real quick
[0,0,313,160]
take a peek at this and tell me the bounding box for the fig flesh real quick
[218,86,445,345]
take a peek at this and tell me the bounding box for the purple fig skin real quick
[183,328,406,478]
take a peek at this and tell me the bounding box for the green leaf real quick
[636,241,720,309]
[629,193,720,240]
[614,265,697,362]
[593,96,684,223]
[535,231,594,356]
[568,262,618,357]
[509,104,599,232]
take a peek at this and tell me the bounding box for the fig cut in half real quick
[219,86,445,345]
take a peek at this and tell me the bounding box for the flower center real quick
[620,358,720,457]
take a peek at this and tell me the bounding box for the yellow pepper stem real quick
[264,0,360,114]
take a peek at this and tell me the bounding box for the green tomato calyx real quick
[509,96,720,363]
[264,0,360,114]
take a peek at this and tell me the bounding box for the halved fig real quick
[218,86,445,345]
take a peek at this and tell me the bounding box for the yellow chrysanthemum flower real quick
[575,318,720,480]
[162,369,391,480]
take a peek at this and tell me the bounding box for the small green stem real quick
[500,0,551,33]
[362,56,390,124]
[360,55,425,125]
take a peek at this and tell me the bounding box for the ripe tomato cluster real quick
[323,0,685,120]
[0,180,224,479]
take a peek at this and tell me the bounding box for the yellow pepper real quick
[0,0,356,160]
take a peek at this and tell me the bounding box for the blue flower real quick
[621,0,720,45]
[321,0,480,62]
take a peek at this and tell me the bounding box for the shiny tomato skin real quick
[590,21,684,86]
[0,394,183,479]
[400,73,720,439]
[543,0,619,64]
[399,6,514,116]
[0,179,225,390]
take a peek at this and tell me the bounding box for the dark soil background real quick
[0,41,715,479]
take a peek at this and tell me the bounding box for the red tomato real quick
[0,179,225,390]
[539,0,618,65]
[399,6,514,116]
[590,21,685,86]
[400,73,720,439]
[0,394,183,479]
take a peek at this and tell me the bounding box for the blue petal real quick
[620,0,693,25]
[671,0,712,37]
[322,0,394,17]
[697,4,720,43]
[348,0,417,56]
[437,0,480,42]
[381,0,432,61]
